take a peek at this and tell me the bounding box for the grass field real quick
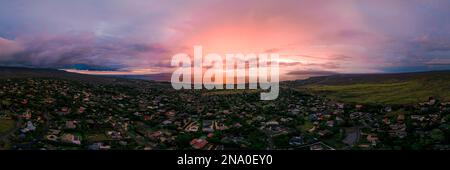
[0,119,16,135]
[299,80,450,105]
[297,121,314,132]
[86,133,110,142]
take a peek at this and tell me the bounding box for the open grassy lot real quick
[86,133,111,142]
[0,119,16,135]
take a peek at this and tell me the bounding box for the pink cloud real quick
[0,37,23,58]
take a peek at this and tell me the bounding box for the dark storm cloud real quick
[0,33,169,69]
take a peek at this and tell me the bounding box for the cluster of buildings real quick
[0,78,448,150]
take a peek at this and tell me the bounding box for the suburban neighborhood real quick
[1,77,448,150]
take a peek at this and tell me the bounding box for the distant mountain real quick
[61,63,120,71]
[292,70,450,86]
[288,71,450,105]
[0,66,162,87]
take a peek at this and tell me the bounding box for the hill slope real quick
[289,71,450,105]
[0,67,121,83]
[0,66,170,88]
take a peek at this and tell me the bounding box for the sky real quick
[1,0,450,80]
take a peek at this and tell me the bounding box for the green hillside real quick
[290,71,450,105]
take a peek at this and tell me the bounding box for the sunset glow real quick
[1,0,450,80]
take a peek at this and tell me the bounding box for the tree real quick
[176,133,194,149]
[430,129,444,142]
[273,134,290,148]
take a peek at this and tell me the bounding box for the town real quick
[0,77,448,150]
